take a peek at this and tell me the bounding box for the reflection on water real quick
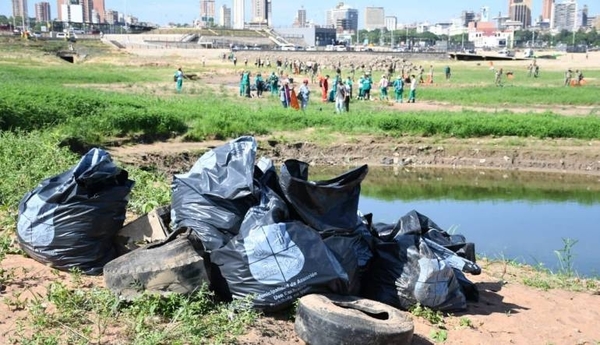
[312,166,600,277]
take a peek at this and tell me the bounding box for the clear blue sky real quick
[1,0,587,27]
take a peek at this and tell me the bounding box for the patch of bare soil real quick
[2,253,599,345]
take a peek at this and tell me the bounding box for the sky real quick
[0,0,588,27]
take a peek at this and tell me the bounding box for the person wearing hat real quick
[298,79,311,110]
[393,75,404,103]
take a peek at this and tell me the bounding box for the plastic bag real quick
[170,136,259,252]
[17,148,134,275]
[362,210,479,312]
[210,186,350,311]
[278,160,373,292]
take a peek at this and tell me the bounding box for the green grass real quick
[6,271,258,344]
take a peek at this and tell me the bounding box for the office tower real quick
[552,0,578,30]
[385,16,397,31]
[364,6,385,31]
[461,10,476,27]
[251,0,268,25]
[35,2,51,22]
[509,0,532,27]
[200,0,215,27]
[326,2,358,33]
[542,0,554,21]
[293,7,307,27]
[233,0,244,29]
[12,0,28,19]
[92,0,105,23]
[219,5,231,28]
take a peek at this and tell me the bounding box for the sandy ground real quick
[1,253,599,345]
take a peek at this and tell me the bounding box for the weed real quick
[430,328,448,342]
[410,303,445,325]
[459,316,473,328]
[4,291,27,311]
[555,238,578,277]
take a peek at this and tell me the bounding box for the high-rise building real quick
[552,0,578,31]
[251,0,269,25]
[326,2,358,33]
[105,9,118,24]
[579,4,588,28]
[60,1,84,23]
[233,0,244,29]
[58,0,105,23]
[35,2,51,21]
[92,0,105,23]
[461,10,476,27]
[219,5,231,28]
[12,0,28,19]
[481,6,490,22]
[364,6,385,31]
[509,0,532,27]
[200,0,215,27]
[542,0,554,21]
[293,7,307,28]
[385,16,397,31]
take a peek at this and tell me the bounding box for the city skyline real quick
[1,0,595,28]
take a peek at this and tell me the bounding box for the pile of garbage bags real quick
[16,136,481,312]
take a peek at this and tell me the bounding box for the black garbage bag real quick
[376,210,478,264]
[363,234,468,312]
[170,136,259,252]
[278,160,373,287]
[17,148,134,275]
[362,211,480,312]
[210,186,350,311]
[278,160,368,236]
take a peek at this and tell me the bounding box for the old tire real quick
[294,294,414,345]
[104,229,209,300]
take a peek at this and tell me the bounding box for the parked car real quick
[280,44,296,51]
[498,48,514,57]
[306,46,317,51]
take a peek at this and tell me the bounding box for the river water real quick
[313,166,600,277]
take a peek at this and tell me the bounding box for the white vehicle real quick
[280,44,296,51]
[306,46,317,51]
[335,45,348,52]
[523,48,534,58]
[498,48,514,57]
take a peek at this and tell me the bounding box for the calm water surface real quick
[315,166,600,277]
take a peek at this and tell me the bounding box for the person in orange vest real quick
[320,75,329,102]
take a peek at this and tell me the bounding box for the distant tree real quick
[0,15,9,25]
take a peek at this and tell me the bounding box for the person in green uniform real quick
[174,67,184,93]
[361,73,372,100]
[269,72,279,96]
[393,76,404,103]
[255,72,264,98]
